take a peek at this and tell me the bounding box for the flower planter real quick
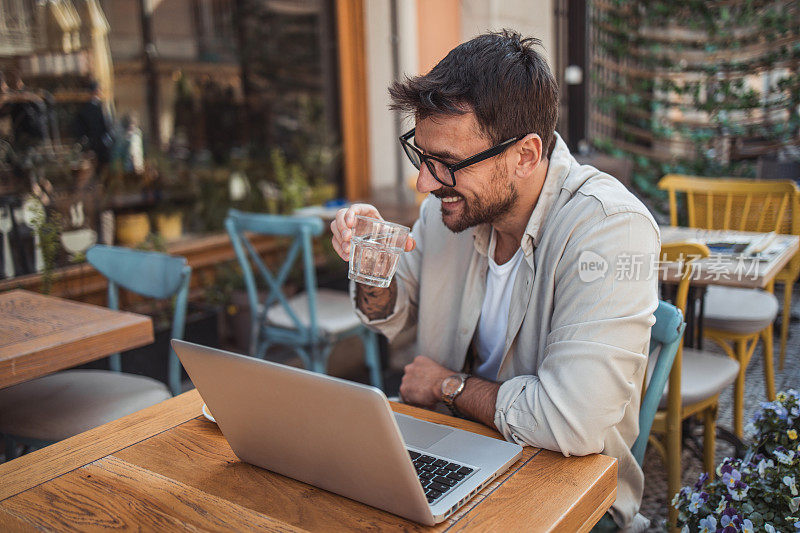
[155,212,183,242]
[115,212,150,246]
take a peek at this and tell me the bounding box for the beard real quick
[432,168,519,233]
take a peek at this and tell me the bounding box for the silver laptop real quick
[172,339,522,525]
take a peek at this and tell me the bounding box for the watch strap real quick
[442,373,470,416]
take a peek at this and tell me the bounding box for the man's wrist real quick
[355,280,398,320]
[440,373,471,416]
[432,374,448,402]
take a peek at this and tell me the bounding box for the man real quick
[0,71,51,159]
[73,80,114,177]
[331,31,659,531]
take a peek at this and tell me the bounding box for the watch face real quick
[442,375,461,396]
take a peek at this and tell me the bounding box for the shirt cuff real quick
[493,376,538,446]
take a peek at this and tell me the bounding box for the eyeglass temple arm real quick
[451,136,524,171]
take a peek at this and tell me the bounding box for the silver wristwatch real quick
[441,373,470,417]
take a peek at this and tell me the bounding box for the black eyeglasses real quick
[399,128,524,187]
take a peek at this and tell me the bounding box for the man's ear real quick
[514,133,543,178]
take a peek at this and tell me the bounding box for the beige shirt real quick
[354,133,660,531]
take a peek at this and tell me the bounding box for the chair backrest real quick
[640,242,710,462]
[660,241,710,315]
[86,245,192,395]
[631,300,685,466]
[658,174,800,278]
[224,209,325,344]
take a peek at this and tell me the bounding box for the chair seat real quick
[649,348,740,408]
[0,370,171,441]
[701,286,778,334]
[266,288,363,335]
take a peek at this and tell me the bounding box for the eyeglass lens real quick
[403,145,454,186]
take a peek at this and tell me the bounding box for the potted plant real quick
[115,211,151,246]
[270,148,309,213]
[672,390,800,532]
[154,208,184,242]
[31,208,61,294]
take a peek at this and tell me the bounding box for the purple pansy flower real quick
[729,480,749,501]
[699,515,717,533]
[687,492,705,513]
[785,475,799,496]
[722,469,741,489]
[694,472,710,490]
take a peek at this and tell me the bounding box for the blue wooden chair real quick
[225,209,383,389]
[0,245,191,460]
[592,300,685,532]
[86,245,192,397]
[632,300,685,466]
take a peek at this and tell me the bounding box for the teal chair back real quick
[632,300,686,466]
[224,209,384,389]
[86,245,192,396]
[225,209,325,354]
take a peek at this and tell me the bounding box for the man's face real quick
[414,113,518,233]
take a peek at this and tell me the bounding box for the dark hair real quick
[5,69,22,88]
[389,30,559,157]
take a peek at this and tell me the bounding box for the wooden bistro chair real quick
[0,245,191,460]
[652,242,740,528]
[658,174,800,436]
[225,209,383,389]
[592,300,686,532]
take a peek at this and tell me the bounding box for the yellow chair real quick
[658,174,800,436]
[652,242,740,529]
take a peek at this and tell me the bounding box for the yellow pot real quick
[115,212,150,246]
[155,212,183,242]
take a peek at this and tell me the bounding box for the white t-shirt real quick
[474,231,524,380]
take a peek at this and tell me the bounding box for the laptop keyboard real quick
[408,450,474,504]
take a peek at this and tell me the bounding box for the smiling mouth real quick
[440,196,462,204]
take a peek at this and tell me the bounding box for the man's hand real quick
[331,203,417,320]
[400,355,502,430]
[399,355,453,408]
[329,203,415,261]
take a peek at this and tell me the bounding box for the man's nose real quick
[416,163,442,194]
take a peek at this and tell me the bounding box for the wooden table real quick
[659,226,799,350]
[0,389,617,532]
[660,226,799,289]
[0,289,154,389]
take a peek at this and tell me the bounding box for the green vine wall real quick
[590,0,800,198]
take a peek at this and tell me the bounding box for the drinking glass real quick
[348,215,410,288]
